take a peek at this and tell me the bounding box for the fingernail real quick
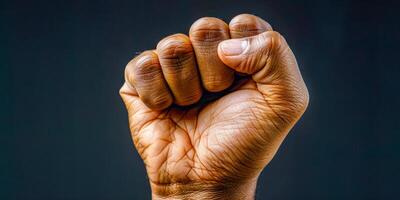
[220,40,248,56]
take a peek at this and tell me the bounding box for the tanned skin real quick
[120,14,309,199]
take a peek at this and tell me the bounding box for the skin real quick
[120,14,309,199]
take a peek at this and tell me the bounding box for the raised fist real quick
[120,14,309,199]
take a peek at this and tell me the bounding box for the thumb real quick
[217,31,283,75]
[218,31,309,120]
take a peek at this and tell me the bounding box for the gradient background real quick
[2,0,400,199]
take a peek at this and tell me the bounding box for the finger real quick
[157,34,202,106]
[124,50,173,110]
[218,31,283,74]
[189,17,234,92]
[218,31,309,115]
[229,14,272,38]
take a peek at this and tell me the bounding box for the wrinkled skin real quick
[120,14,309,197]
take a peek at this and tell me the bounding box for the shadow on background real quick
[2,0,399,199]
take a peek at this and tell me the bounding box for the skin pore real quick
[120,14,309,199]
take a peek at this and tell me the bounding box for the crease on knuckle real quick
[126,51,157,83]
[190,29,228,43]
[190,17,228,43]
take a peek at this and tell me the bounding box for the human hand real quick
[120,14,309,199]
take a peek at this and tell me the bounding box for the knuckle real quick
[261,31,282,42]
[157,34,195,71]
[134,51,158,67]
[135,65,161,82]
[189,17,229,43]
[229,14,272,36]
[269,31,283,40]
[126,51,159,83]
[157,34,192,59]
[259,31,284,55]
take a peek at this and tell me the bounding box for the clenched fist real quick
[120,14,309,199]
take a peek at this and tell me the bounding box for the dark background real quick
[2,0,400,199]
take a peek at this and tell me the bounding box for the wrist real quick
[151,178,258,200]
